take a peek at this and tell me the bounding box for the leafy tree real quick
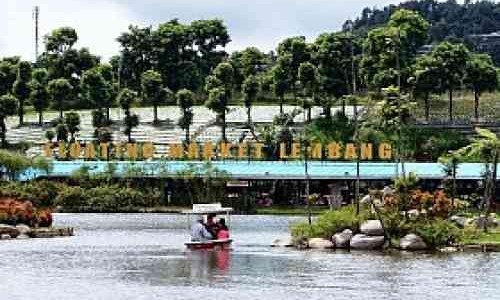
[176,89,195,143]
[361,9,429,91]
[276,36,310,99]
[298,62,320,122]
[412,55,442,122]
[205,62,234,142]
[55,120,68,142]
[44,27,78,54]
[48,78,73,119]
[430,42,470,121]
[271,64,289,114]
[190,19,231,82]
[118,88,139,143]
[0,57,20,96]
[230,47,267,89]
[312,32,360,114]
[45,130,55,143]
[141,69,164,124]
[465,53,499,120]
[29,79,49,125]
[454,128,500,221]
[242,75,260,127]
[81,68,112,121]
[12,61,32,125]
[0,94,19,148]
[64,111,81,142]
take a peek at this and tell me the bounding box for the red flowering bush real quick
[0,198,53,227]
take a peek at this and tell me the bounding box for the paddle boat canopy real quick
[182,203,233,250]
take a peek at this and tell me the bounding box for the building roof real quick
[21,160,493,181]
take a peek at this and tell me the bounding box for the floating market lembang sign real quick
[42,141,393,161]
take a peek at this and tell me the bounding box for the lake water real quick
[1,214,499,300]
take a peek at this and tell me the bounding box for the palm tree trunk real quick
[279,96,284,115]
[18,103,24,126]
[247,106,251,127]
[39,110,43,126]
[106,107,110,123]
[489,150,498,213]
[474,90,479,121]
[1,118,6,148]
[307,107,311,123]
[59,107,63,120]
[222,111,227,142]
[185,125,190,144]
[153,105,158,125]
[424,93,430,122]
[448,89,453,122]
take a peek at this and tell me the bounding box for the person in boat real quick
[216,218,230,240]
[204,213,218,238]
[191,216,213,242]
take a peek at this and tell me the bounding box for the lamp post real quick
[303,137,311,225]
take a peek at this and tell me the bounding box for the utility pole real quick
[33,6,40,63]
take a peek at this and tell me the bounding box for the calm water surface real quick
[1,214,499,300]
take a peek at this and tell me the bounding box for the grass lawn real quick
[256,206,330,215]
[462,230,500,245]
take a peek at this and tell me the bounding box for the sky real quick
[0,0,453,62]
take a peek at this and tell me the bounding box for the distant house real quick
[417,44,434,56]
[468,31,500,65]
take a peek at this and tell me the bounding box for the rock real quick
[400,234,427,250]
[29,227,74,238]
[16,234,30,239]
[439,246,458,253]
[332,229,353,248]
[450,215,468,228]
[15,224,31,235]
[408,209,420,219]
[475,215,497,230]
[0,224,20,238]
[350,234,385,250]
[360,220,384,236]
[308,238,334,249]
[271,238,294,247]
[1,234,11,240]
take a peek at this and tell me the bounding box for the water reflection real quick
[1,214,500,300]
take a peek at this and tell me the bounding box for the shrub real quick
[291,206,370,240]
[54,186,87,211]
[415,219,460,249]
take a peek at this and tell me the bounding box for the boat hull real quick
[185,239,232,250]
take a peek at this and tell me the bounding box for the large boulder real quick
[333,229,353,248]
[400,234,428,251]
[271,238,294,247]
[15,224,31,235]
[350,234,385,250]
[308,238,334,249]
[450,215,468,228]
[0,224,20,238]
[360,220,384,236]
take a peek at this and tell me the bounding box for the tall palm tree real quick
[455,128,500,220]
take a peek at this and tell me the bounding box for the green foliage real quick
[176,89,195,142]
[141,69,164,124]
[12,61,32,125]
[47,78,73,118]
[64,111,80,141]
[291,205,370,240]
[415,219,461,249]
[0,94,19,148]
[0,149,32,180]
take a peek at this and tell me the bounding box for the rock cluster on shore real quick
[0,223,74,240]
[280,220,431,252]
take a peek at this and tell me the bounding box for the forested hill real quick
[349,0,500,41]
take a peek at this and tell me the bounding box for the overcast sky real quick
[1,0,460,62]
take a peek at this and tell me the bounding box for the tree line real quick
[0,5,499,148]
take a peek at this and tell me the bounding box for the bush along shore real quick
[0,198,73,240]
[285,176,500,253]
